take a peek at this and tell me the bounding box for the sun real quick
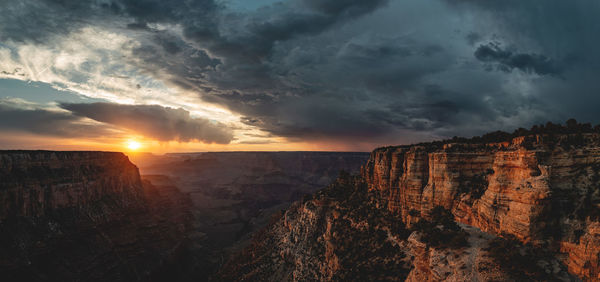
[126,140,142,151]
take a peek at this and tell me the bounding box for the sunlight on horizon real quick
[126,140,142,151]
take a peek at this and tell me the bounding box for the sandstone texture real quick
[0,151,194,281]
[218,174,575,281]
[220,132,599,281]
[362,134,600,280]
[217,176,412,281]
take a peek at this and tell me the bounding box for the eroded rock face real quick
[218,174,575,281]
[0,151,144,220]
[404,228,508,282]
[217,177,413,281]
[220,133,599,281]
[0,151,194,281]
[561,222,600,280]
[362,134,600,280]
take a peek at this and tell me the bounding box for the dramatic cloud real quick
[0,100,113,138]
[60,102,233,144]
[2,0,600,149]
[474,42,561,75]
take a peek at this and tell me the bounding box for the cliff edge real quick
[219,124,600,281]
[362,133,600,280]
[0,151,193,281]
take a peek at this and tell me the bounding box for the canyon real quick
[130,151,370,272]
[1,130,599,281]
[220,132,600,281]
[130,152,369,250]
[0,150,369,281]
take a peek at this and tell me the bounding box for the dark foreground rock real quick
[0,151,194,281]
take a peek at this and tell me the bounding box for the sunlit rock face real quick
[217,176,414,281]
[219,133,599,282]
[362,134,600,280]
[218,174,574,281]
[0,151,193,281]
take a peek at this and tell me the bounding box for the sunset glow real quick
[0,0,599,153]
[126,140,142,151]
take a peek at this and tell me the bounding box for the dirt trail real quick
[459,223,496,282]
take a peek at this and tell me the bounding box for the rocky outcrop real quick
[362,134,600,280]
[0,151,193,281]
[218,174,575,281]
[217,176,413,281]
[0,151,144,220]
[560,222,600,280]
[404,227,508,282]
[220,132,600,281]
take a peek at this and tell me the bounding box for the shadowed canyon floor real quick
[127,152,370,277]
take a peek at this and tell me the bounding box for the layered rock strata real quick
[217,176,413,281]
[218,175,574,281]
[0,151,193,281]
[220,133,600,281]
[362,134,600,280]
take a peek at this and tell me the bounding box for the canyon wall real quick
[130,151,370,263]
[218,173,574,281]
[219,133,599,281]
[0,151,193,281]
[0,151,144,220]
[362,134,600,280]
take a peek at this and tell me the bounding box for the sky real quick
[1,0,599,153]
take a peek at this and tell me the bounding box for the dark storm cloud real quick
[474,42,561,75]
[0,102,111,138]
[303,0,386,15]
[0,0,219,43]
[60,102,233,144]
[249,0,388,45]
[4,0,600,147]
[444,0,600,123]
[0,0,398,144]
[0,1,88,42]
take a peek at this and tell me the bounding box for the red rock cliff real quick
[362,134,600,280]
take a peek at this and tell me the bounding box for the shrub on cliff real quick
[457,172,490,200]
[430,206,460,231]
[410,119,598,148]
[485,235,555,281]
[408,209,420,217]
[411,206,469,249]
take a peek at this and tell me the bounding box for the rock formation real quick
[0,151,194,281]
[218,173,576,281]
[362,134,600,280]
[220,131,600,281]
[217,176,413,281]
